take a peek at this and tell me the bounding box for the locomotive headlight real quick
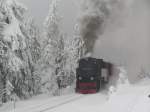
[90,77,94,81]
[79,76,82,80]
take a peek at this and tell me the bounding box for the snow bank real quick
[1,74,150,112]
[108,66,130,99]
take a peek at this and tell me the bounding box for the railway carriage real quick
[76,57,112,94]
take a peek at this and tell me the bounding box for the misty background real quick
[93,0,150,82]
[19,0,150,82]
[19,0,80,36]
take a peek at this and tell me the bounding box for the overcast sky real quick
[19,0,80,36]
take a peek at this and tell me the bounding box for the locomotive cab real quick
[76,57,112,94]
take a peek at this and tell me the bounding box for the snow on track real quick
[1,82,150,112]
[0,94,85,112]
[31,94,85,112]
[46,92,108,112]
[42,85,150,112]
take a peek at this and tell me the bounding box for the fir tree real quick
[20,18,41,96]
[0,0,41,102]
[63,24,85,87]
[40,0,65,95]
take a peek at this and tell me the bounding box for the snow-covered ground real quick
[0,78,150,112]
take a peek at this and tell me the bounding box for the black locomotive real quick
[76,57,112,94]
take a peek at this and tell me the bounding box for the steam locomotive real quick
[76,57,112,94]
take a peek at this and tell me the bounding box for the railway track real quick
[1,94,86,112]
[17,94,85,112]
[7,94,84,112]
[36,94,85,112]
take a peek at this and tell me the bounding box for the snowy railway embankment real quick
[0,94,84,112]
[1,79,150,112]
[100,84,150,112]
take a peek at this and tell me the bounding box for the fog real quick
[93,0,150,82]
[19,0,80,36]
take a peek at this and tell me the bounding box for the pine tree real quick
[20,18,42,96]
[40,0,65,95]
[63,24,85,88]
[0,0,41,102]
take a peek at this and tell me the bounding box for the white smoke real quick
[93,0,150,82]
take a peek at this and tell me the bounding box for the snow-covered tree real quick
[0,0,26,102]
[21,18,41,63]
[62,25,85,87]
[19,18,42,96]
[40,0,65,95]
[0,0,41,102]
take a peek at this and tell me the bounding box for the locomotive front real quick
[76,57,102,94]
[76,57,112,94]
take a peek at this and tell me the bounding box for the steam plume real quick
[79,0,124,54]
[80,14,104,54]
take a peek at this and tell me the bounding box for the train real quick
[76,57,112,94]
